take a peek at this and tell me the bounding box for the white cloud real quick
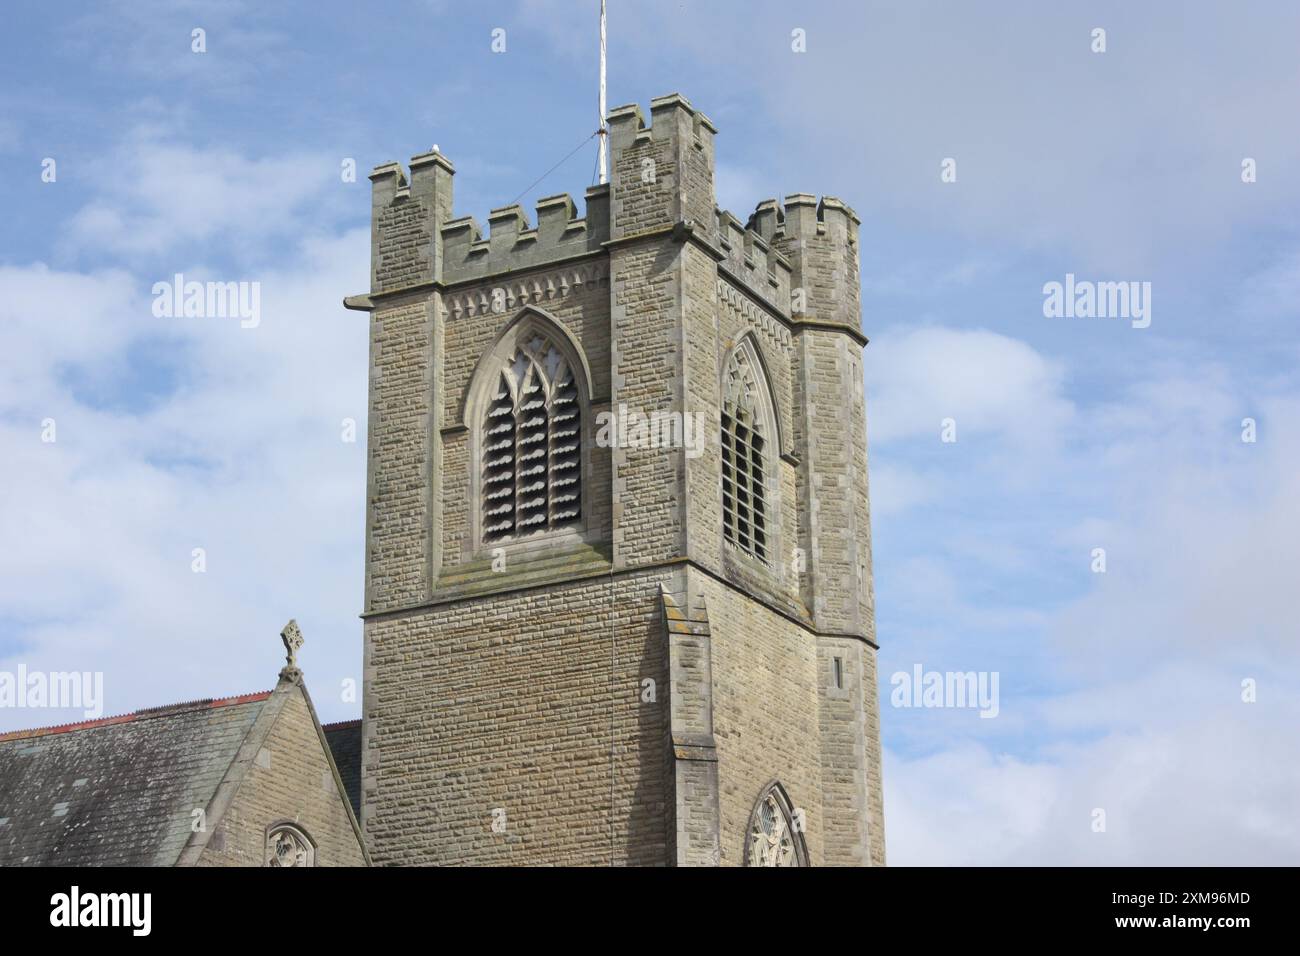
[866,325,1074,445]
[65,135,343,261]
[886,694,1300,865]
[0,265,143,398]
[0,135,370,731]
[875,328,1300,864]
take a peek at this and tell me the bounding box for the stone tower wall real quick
[352,92,884,866]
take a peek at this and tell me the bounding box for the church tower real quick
[345,93,885,866]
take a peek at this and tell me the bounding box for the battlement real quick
[368,147,455,207]
[360,94,859,334]
[746,194,860,246]
[715,208,791,314]
[363,93,719,293]
[607,93,718,242]
[711,194,861,320]
[366,139,612,292]
[606,92,718,154]
[440,186,609,285]
[753,195,862,332]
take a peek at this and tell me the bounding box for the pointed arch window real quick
[744,781,807,867]
[481,331,583,542]
[721,340,774,563]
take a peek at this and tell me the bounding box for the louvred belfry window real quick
[482,334,582,541]
[721,342,770,563]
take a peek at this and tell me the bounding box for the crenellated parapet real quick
[366,146,610,295]
[710,191,863,345]
[714,208,792,318]
[607,93,717,242]
[440,186,610,285]
[361,96,860,344]
[761,194,862,335]
[367,149,454,294]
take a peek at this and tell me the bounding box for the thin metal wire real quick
[506,130,600,209]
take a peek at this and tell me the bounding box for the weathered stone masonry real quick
[346,92,885,866]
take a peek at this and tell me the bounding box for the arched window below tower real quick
[479,329,583,542]
[721,338,775,564]
[744,781,808,867]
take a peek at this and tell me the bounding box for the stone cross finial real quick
[279,619,304,678]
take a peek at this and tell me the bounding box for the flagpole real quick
[598,0,608,185]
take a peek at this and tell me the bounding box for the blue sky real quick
[1,0,1297,864]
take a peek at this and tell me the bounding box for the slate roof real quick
[322,719,362,819]
[0,692,272,866]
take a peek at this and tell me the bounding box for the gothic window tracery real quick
[266,824,315,867]
[481,330,583,542]
[744,782,807,867]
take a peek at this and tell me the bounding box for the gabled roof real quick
[0,692,273,866]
